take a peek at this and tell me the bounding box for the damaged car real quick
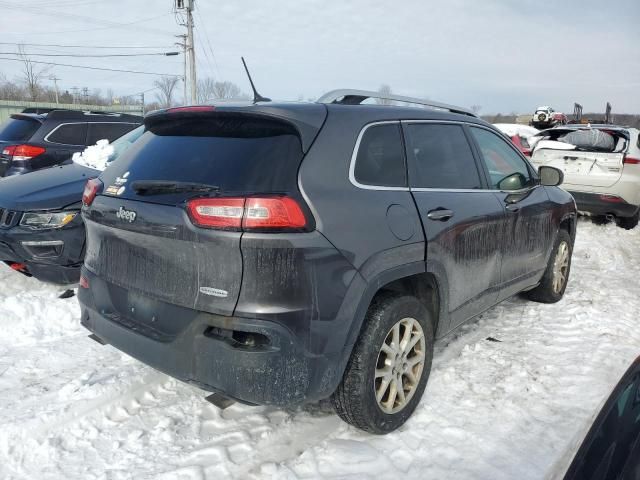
[531,125,640,229]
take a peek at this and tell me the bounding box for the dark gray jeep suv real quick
[78,91,577,433]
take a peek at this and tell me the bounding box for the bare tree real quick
[196,77,216,104]
[154,76,180,108]
[196,78,244,103]
[471,105,482,114]
[212,81,242,100]
[18,45,50,101]
[376,84,393,105]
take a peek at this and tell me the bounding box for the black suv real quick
[78,91,577,433]
[0,109,141,177]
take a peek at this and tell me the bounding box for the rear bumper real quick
[0,220,85,284]
[78,269,342,407]
[569,191,640,218]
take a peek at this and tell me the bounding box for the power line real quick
[0,56,180,77]
[0,52,180,58]
[2,12,171,36]
[0,41,176,50]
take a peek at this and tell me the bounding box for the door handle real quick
[427,209,454,221]
[506,204,520,213]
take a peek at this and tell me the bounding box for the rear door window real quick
[404,123,482,189]
[353,123,407,188]
[46,123,88,146]
[100,115,304,203]
[86,123,138,145]
[0,117,40,142]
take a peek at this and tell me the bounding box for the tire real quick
[525,230,572,303]
[616,211,639,230]
[332,293,434,434]
[591,215,611,226]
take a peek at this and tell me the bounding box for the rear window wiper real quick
[131,180,220,195]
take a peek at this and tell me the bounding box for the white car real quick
[531,106,567,129]
[531,125,640,229]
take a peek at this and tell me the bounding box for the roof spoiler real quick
[317,89,476,117]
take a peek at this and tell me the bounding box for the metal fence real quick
[0,100,144,123]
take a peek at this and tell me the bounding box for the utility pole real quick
[186,0,197,104]
[49,75,61,105]
[175,34,188,105]
[71,86,79,104]
[140,92,145,115]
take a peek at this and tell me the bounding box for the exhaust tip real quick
[205,392,236,410]
[88,333,107,346]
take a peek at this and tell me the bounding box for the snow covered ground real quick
[0,218,638,480]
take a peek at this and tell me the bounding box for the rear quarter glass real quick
[0,117,41,142]
[99,115,305,205]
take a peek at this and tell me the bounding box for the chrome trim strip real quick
[21,240,64,247]
[44,122,139,146]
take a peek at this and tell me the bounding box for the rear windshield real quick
[100,115,304,200]
[0,117,40,142]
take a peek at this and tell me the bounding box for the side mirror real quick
[497,172,527,191]
[539,166,564,186]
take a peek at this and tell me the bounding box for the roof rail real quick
[317,89,476,117]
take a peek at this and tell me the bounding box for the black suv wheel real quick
[332,293,434,434]
[525,230,572,303]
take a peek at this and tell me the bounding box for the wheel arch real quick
[342,262,448,361]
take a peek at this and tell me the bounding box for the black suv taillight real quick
[1,144,46,161]
[186,196,308,231]
[82,178,103,206]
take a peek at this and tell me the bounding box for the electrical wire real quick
[0,52,179,58]
[0,56,180,76]
[0,41,176,50]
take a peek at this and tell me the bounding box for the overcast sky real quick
[2,0,639,114]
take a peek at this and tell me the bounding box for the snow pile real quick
[72,139,114,171]
[494,123,540,138]
[0,219,639,479]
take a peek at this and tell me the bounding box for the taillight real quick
[623,155,640,165]
[2,144,46,161]
[599,194,625,203]
[82,178,103,206]
[186,196,308,231]
[243,197,306,229]
[187,198,245,229]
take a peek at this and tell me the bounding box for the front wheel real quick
[525,230,573,303]
[616,211,639,230]
[332,293,434,434]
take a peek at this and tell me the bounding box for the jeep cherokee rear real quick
[78,90,576,434]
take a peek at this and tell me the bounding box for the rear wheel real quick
[616,211,639,230]
[525,230,572,303]
[591,215,611,226]
[332,293,434,434]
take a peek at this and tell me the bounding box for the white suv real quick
[530,125,640,229]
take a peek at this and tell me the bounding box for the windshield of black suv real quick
[0,116,40,142]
